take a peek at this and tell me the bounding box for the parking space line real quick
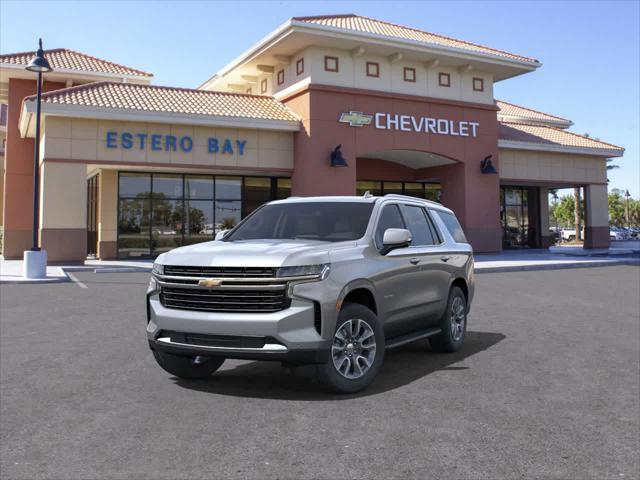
[66,272,88,289]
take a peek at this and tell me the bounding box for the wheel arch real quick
[338,280,378,315]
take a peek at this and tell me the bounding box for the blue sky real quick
[1,0,638,196]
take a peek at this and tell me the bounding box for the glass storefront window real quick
[185,200,214,245]
[216,176,241,200]
[383,182,403,195]
[185,176,214,200]
[425,184,441,202]
[153,175,183,198]
[118,197,151,257]
[403,182,424,199]
[276,178,291,199]
[117,173,289,258]
[243,177,272,216]
[356,181,382,196]
[119,173,151,197]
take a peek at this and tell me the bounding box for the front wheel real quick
[153,350,225,379]
[317,303,385,394]
[429,286,467,353]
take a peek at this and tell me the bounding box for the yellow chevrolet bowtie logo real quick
[198,278,223,288]
[339,111,373,127]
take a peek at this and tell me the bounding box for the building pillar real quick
[539,187,553,247]
[584,184,610,249]
[39,161,87,262]
[2,78,65,259]
[98,170,118,259]
[285,91,357,196]
[424,162,502,253]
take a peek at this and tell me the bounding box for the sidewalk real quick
[1,250,637,284]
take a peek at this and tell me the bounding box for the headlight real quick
[147,275,160,294]
[277,264,330,279]
[152,263,164,276]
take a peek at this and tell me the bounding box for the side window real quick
[375,204,405,248]
[400,204,435,246]
[434,210,467,243]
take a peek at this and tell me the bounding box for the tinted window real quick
[226,202,374,242]
[434,210,467,243]
[400,205,435,246]
[375,204,405,248]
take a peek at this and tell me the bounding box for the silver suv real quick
[147,194,474,393]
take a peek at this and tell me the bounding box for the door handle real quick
[440,255,451,262]
[409,257,421,265]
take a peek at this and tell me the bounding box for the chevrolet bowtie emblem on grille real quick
[339,111,373,127]
[198,278,223,288]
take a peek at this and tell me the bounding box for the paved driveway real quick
[1,266,638,479]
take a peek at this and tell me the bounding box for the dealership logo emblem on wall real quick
[198,278,223,288]
[339,111,373,127]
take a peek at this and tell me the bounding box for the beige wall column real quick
[584,184,610,249]
[39,161,87,262]
[98,170,118,259]
[539,187,552,247]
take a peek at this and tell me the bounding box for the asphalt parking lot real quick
[1,266,639,480]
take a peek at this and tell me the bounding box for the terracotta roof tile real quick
[0,48,152,78]
[27,82,299,122]
[496,100,571,126]
[499,122,623,153]
[293,14,538,64]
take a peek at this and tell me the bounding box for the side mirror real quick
[381,228,412,255]
[215,230,228,241]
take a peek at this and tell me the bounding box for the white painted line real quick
[66,272,88,289]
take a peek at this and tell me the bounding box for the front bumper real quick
[146,288,333,363]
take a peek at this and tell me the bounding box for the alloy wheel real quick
[450,296,466,342]
[331,318,377,379]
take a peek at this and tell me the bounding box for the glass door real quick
[86,175,99,257]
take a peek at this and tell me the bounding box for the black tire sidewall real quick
[430,286,467,352]
[317,302,385,394]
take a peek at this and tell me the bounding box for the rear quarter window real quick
[433,210,467,243]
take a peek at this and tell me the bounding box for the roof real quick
[293,14,539,64]
[497,100,572,128]
[0,48,152,78]
[24,81,299,122]
[499,122,624,156]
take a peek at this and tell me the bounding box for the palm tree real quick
[606,158,619,182]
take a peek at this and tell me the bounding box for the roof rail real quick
[382,193,442,206]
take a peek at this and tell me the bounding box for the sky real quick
[1,0,638,197]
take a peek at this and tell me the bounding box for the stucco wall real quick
[499,148,607,184]
[42,117,294,171]
[273,46,494,105]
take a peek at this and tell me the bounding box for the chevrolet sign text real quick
[374,113,479,137]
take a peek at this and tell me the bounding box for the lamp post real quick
[624,189,631,230]
[23,39,52,279]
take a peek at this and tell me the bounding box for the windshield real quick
[225,202,374,242]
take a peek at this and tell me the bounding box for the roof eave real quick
[498,115,573,129]
[199,18,540,89]
[498,139,624,158]
[0,61,153,82]
[19,99,300,137]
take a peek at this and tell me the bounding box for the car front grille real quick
[160,285,291,313]
[164,265,278,278]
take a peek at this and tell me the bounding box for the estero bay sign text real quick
[105,131,248,155]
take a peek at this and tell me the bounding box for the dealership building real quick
[0,14,624,261]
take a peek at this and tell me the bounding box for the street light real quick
[23,39,52,279]
[625,189,631,229]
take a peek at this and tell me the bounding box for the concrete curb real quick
[475,259,640,274]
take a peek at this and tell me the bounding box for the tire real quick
[429,286,467,353]
[153,350,225,379]
[567,235,575,242]
[317,302,385,394]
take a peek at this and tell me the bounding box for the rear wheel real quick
[317,302,384,393]
[429,286,467,353]
[153,351,225,379]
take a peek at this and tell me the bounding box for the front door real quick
[87,175,99,257]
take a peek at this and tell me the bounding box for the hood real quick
[155,239,355,268]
